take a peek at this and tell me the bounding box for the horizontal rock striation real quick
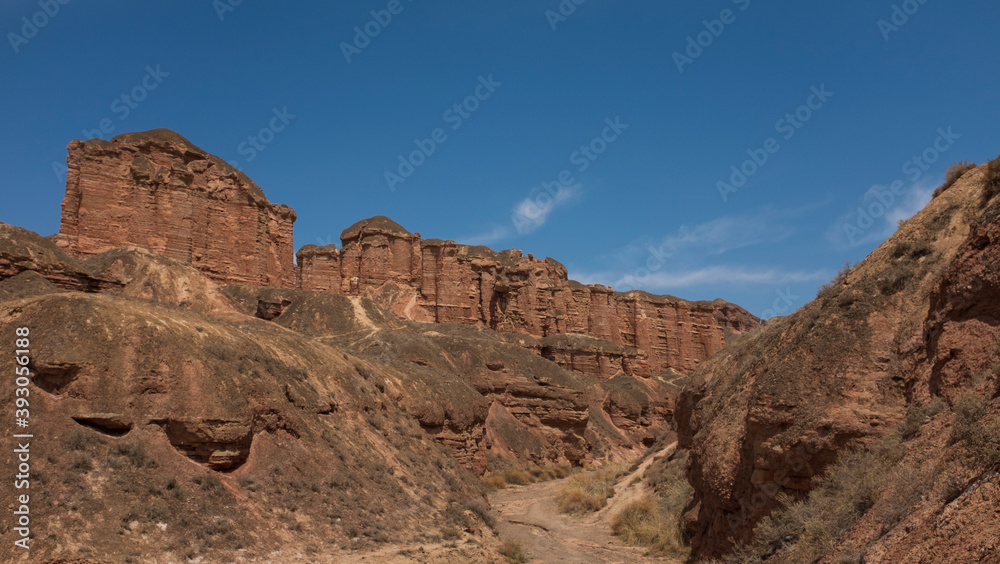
[298,216,759,378]
[57,129,297,287]
[46,129,755,380]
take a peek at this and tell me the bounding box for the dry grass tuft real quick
[983,155,1000,205]
[482,463,571,491]
[933,161,976,198]
[499,539,528,563]
[556,463,626,514]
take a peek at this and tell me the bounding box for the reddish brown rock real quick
[297,216,759,379]
[48,128,755,381]
[57,129,296,287]
[675,162,1000,561]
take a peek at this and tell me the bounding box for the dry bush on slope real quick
[984,155,1000,205]
[556,463,627,514]
[933,160,976,198]
[716,395,997,563]
[481,463,571,491]
[611,449,694,558]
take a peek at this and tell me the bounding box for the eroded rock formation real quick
[298,216,759,379]
[57,129,297,287]
[676,162,1000,561]
[55,129,756,381]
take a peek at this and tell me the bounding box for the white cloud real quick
[464,225,510,246]
[511,184,579,234]
[572,266,829,291]
[652,210,795,256]
[613,266,829,290]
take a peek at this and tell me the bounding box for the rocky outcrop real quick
[676,162,1000,561]
[298,216,759,379]
[45,129,755,381]
[0,223,123,293]
[57,129,297,287]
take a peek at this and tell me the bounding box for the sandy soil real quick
[490,444,680,564]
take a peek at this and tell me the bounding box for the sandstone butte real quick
[56,128,759,380]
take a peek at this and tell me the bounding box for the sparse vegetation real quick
[951,391,1000,470]
[464,498,497,529]
[816,261,851,301]
[499,539,529,563]
[556,463,626,514]
[983,155,1000,205]
[194,472,223,491]
[482,463,571,491]
[65,429,100,451]
[109,441,150,469]
[611,450,692,558]
[933,161,976,198]
[899,397,945,441]
[68,452,93,473]
[716,391,1000,562]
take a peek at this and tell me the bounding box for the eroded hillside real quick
[675,159,1000,562]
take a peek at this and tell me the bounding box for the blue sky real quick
[2,1,998,318]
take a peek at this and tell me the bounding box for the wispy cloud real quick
[574,266,829,290]
[650,210,795,256]
[572,204,832,295]
[512,184,579,234]
[610,205,817,264]
[622,266,828,288]
[464,225,510,246]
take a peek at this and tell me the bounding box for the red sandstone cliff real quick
[54,129,756,380]
[57,129,297,287]
[297,216,759,379]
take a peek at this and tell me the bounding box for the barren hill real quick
[675,159,1000,562]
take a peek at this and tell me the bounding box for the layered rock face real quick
[51,129,756,381]
[676,162,1000,561]
[298,216,759,379]
[57,129,297,287]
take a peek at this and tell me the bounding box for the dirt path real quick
[491,444,680,564]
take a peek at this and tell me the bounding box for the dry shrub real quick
[933,160,976,198]
[499,539,528,563]
[481,473,507,491]
[483,463,570,491]
[556,463,625,514]
[983,155,1000,205]
[611,496,688,556]
[733,421,943,562]
[502,468,532,485]
[463,498,497,529]
[951,392,1000,470]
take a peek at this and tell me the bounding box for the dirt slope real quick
[492,443,679,564]
[676,160,1000,561]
